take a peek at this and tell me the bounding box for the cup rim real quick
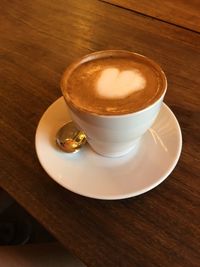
[60,50,167,118]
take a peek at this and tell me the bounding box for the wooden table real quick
[0,0,199,266]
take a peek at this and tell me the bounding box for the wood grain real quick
[0,0,200,266]
[101,0,200,33]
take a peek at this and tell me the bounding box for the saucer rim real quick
[35,97,182,200]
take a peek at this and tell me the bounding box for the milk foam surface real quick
[63,52,166,115]
[97,68,146,98]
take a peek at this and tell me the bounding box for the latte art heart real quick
[64,51,165,115]
[97,68,146,98]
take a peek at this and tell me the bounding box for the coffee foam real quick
[96,67,146,98]
[62,51,166,115]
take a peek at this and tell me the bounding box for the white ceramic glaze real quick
[35,97,182,200]
[61,50,167,157]
[67,93,165,157]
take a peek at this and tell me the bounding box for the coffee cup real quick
[61,50,167,157]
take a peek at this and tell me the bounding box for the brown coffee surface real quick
[62,51,166,115]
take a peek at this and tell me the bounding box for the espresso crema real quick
[61,51,166,115]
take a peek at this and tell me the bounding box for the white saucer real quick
[35,97,182,200]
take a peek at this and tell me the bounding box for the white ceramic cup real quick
[61,51,167,157]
